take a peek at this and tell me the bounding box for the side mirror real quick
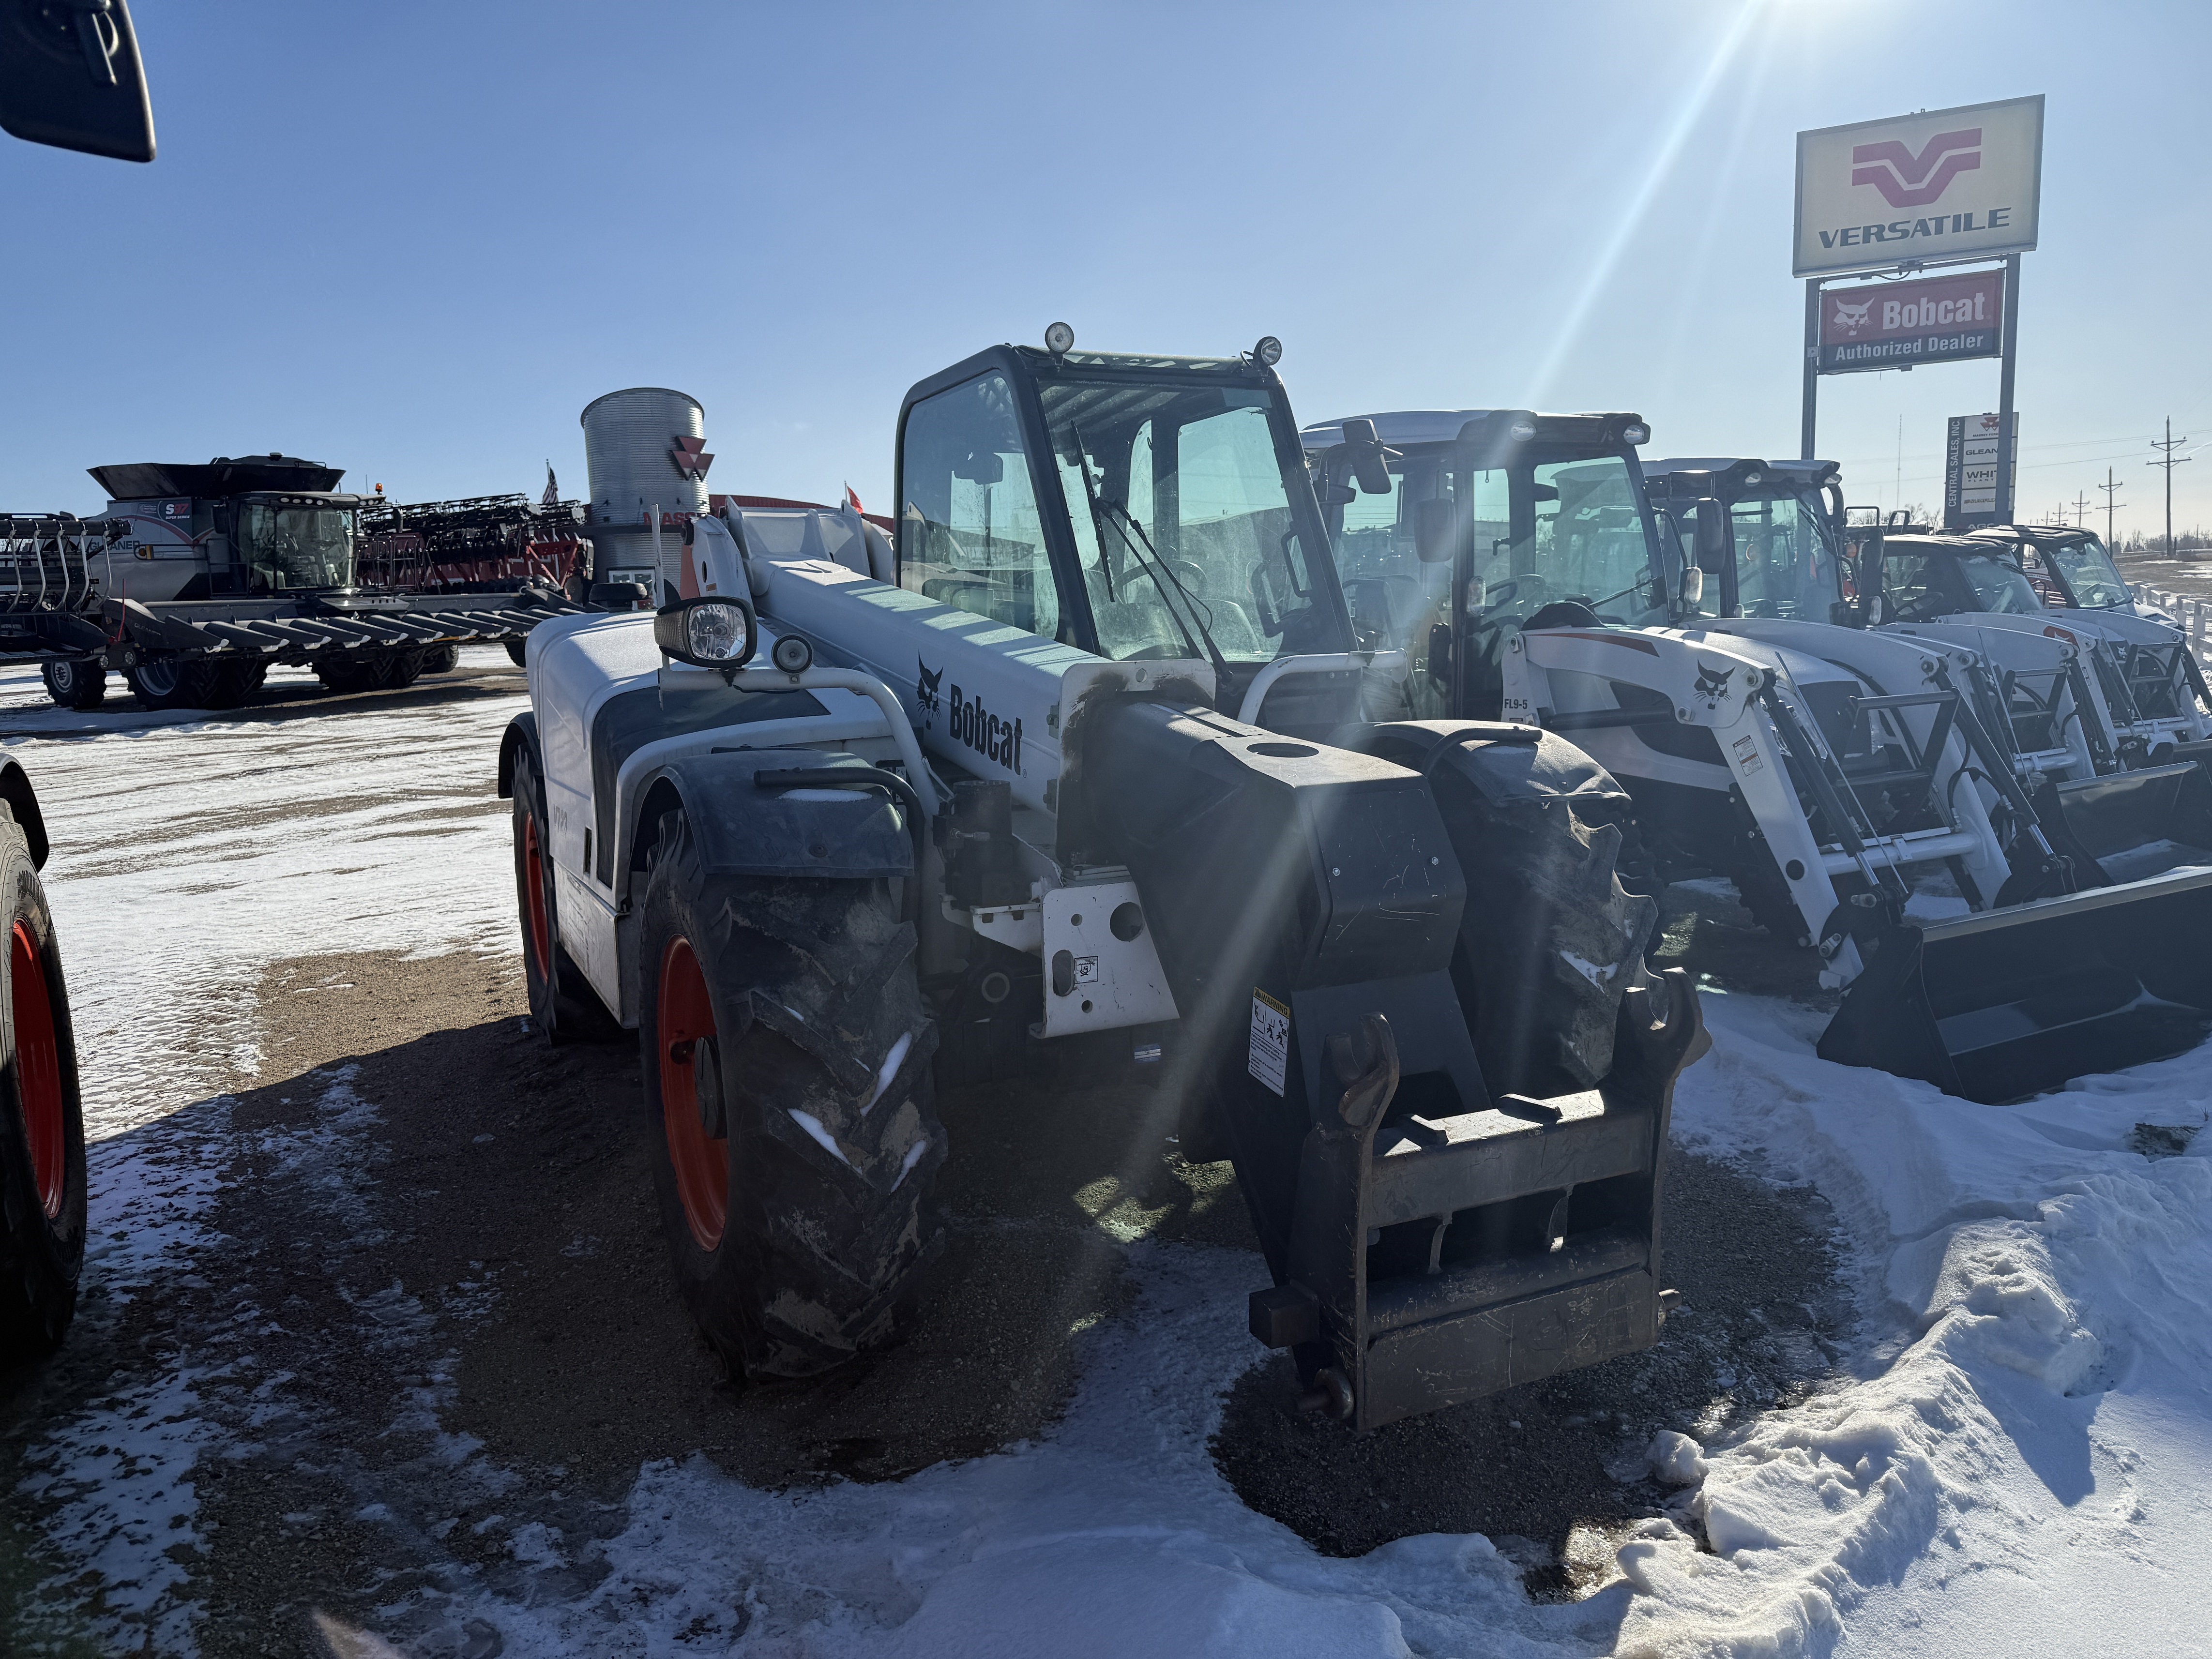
[1340,419,1395,497]
[654,595,758,669]
[953,450,1004,486]
[1412,497,1459,564]
[1680,566,1705,607]
[1693,499,1729,570]
[0,0,155,161]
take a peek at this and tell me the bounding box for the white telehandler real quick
[499,335,1706,1432]
[1304,415,2212,1103]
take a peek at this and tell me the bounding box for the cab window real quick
[898,373,1062,640]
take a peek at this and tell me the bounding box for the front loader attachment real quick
[2048,761,2212,870]
[1817,867,2212,1102]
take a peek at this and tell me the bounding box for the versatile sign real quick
[1944,413,2020,528]
[1818,269,2004,374]
[1795,96,2044,277]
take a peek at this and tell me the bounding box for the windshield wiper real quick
[1069,423,1234,689]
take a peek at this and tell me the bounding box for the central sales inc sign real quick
[1817,269,2003,373]
[1795,96,2043,277]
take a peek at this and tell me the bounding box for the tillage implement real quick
[1305,416,2212,1103]
[500,333,1705,1430]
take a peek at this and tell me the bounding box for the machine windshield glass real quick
[1040,377,1327,663]
[1955,550,2045,615]
[2045,534,2132,608]
[1318,442,1656,718]
[1660,490,1842,619]
[238,504,354,590]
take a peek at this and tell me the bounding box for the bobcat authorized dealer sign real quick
[1794,96,2044,278]
[1818,268,2004,373]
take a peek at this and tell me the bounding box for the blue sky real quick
[6,0,2209,540]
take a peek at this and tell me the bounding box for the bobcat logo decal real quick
[917,656,943,714]
[1830,297,1873,333]
[1693,661,1734,701]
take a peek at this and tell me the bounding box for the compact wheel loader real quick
[499,336,1705,1430]
[1304,416,2212,1104]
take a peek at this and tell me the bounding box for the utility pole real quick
[2151,418,2192,557]
[2098,467,2126,549]
[2073,488,2091,528]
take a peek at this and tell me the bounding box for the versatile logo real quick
[670,434,714,483]
[916,657,943,713]
[1694,662,1734,701]
[1830,297,1873,334]
[1851,127,1981,209]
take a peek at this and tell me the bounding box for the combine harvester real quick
[499,332,1707,1430]
[356,489,597,668]
[1303,413,2212,1102]
[14,456,580,710]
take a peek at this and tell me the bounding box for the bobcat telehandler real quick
[499,334,1705,1432]
[1303,415,2212,1103]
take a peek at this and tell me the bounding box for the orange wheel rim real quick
[659,935,727,1250]
[11,921,64,1220]
[522,811,552,980]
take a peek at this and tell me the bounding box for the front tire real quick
[637,809,943,1378]
[40,660,105,711]
[0,806,85,1358]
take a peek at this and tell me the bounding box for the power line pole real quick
[2098,467,2126,549]
[2073,487,2091,528]
[2151,418,2191,557]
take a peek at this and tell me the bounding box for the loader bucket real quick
[1817,868,2212,1102]
[2050,761,2212,865]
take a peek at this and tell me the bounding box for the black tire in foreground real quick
[637,808,944,1378]
[0,805,85,1358]
[124,659,227,711]
[509,748,609,1044]
[39,660,105,711]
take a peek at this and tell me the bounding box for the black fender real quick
[496,711,540,800]
[0,761,49,870]
[623,751,913,892]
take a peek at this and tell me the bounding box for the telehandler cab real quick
[500,335,1704,1431]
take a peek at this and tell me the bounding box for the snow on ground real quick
[8,650,2212,1654]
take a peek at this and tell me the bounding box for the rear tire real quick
[422,644,459,675]
[39,660,105,711]
[505,637,530,669]
[509,748,608,1045]
[0,807,85,1358]
[638,808,943,1378]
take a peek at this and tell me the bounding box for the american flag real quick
[542,463,559,508]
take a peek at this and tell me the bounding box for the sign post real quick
[1793,96,2044,494]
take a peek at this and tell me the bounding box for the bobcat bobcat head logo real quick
[1831,298,1873,332]
[917,656,943,714]
[1693,661,1734,700]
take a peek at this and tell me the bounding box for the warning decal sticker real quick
[1732,735,1763,776]
[1249,987,1290,1096]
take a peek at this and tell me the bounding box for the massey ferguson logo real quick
[670,434,714,483]
[1851,128,1980,209]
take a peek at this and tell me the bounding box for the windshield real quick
[1661,490,1843,619]
[1955,551,2045,614]
[2044,534,2132,608]
[1318,442,1656,718]
[1039,377,1328,663]
[237,503,353,590]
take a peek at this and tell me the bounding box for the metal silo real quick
[579,387,710,596]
